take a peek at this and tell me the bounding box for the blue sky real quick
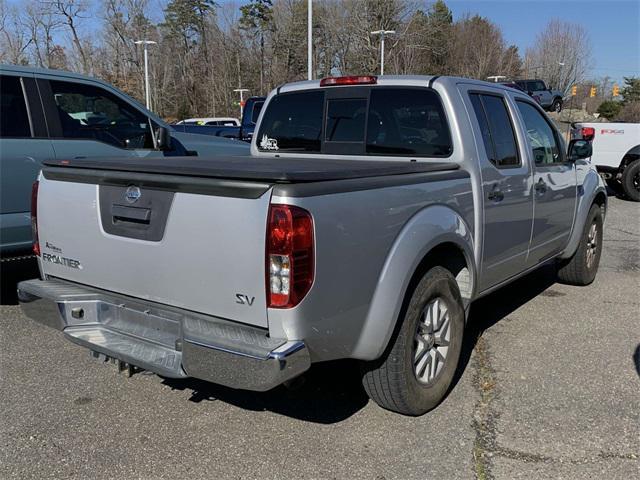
[445,0,640,83]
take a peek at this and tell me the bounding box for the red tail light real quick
[266,204,314,308]
[31,181,40,256]
[320,75,377,87]
[581,127,595,141]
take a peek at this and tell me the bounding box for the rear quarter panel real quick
[267,173,474,362]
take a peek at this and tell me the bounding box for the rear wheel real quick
[621,160,640,202]
[361,266,464,415]
[557,204,603,285]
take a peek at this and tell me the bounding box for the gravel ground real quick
[1,195,638,480]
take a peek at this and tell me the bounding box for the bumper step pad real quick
[65,325,186,378]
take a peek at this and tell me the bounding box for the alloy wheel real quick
[586,222,598,269]
[414,297,451,385]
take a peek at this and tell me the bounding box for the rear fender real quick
[352,205,475,360]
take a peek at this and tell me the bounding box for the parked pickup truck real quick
[513,79,564,113]
[571,122,640,201]
[170,96,265,142]
[18,75,606,415]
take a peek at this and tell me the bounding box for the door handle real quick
[488,188,504,202]
[535,178,547,194]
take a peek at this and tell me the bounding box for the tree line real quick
[1,0,595,120]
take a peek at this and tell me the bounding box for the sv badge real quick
[235,294,255,306]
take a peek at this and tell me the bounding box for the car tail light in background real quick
[320,76,377,87]
[581,127,595,141]
[266,204,314,308]
[31,181,40,256]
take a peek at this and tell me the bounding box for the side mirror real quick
[155,126,172,151]
[568,139,592,162]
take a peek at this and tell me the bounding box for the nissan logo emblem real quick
[125,186,142,204]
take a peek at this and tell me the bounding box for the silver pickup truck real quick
[18,75,606,415]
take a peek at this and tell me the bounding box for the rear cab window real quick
[256,87,452,157]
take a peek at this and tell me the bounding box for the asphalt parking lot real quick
[1,196,638,480]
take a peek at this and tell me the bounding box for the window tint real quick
[257,91,323,152]
[469,94,494,163]
[0,76,31,138]
[469,93,519,167]
[326,98,366,142]
[251,101,264,124]
[366,88,452,156]
[516,101,562,165]
[50,80,153,149]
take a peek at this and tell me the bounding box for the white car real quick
[175,117,240,126]
[572,122,640,201]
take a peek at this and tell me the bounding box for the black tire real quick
[557,204,603,285]
[361,266,465,416]
[551,99,563,113]
[621,160,640,202]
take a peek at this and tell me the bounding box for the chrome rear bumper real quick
[17,279,310,391]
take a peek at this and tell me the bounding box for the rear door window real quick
[257,91,323,152]
[469,93,519,168]
[0,76,32,138]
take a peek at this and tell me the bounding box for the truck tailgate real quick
[37,171,272,328]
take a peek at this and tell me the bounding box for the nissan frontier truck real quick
[18,75,606,415]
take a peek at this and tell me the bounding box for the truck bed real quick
[43,156,459,183]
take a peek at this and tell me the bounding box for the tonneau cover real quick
[43,155,458,183]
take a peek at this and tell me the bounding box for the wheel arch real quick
[560,169,608,260]
[351,204,475,361]
[619,145,640,170]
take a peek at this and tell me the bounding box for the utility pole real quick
[234,88,249,119]
[134,40,157,110]
[370,30,395,75]
[307,0,312,80]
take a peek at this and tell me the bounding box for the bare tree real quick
[524,19,592,95]
[48,0,92,73]
[22,0,64,68]
[0,0,32,64]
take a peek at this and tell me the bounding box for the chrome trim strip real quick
[183,338,270,361]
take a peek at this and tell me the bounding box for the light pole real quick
[234,88,249,118]
[307,0,312,80]
[370,29,395,75]
[134,40,157,110]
